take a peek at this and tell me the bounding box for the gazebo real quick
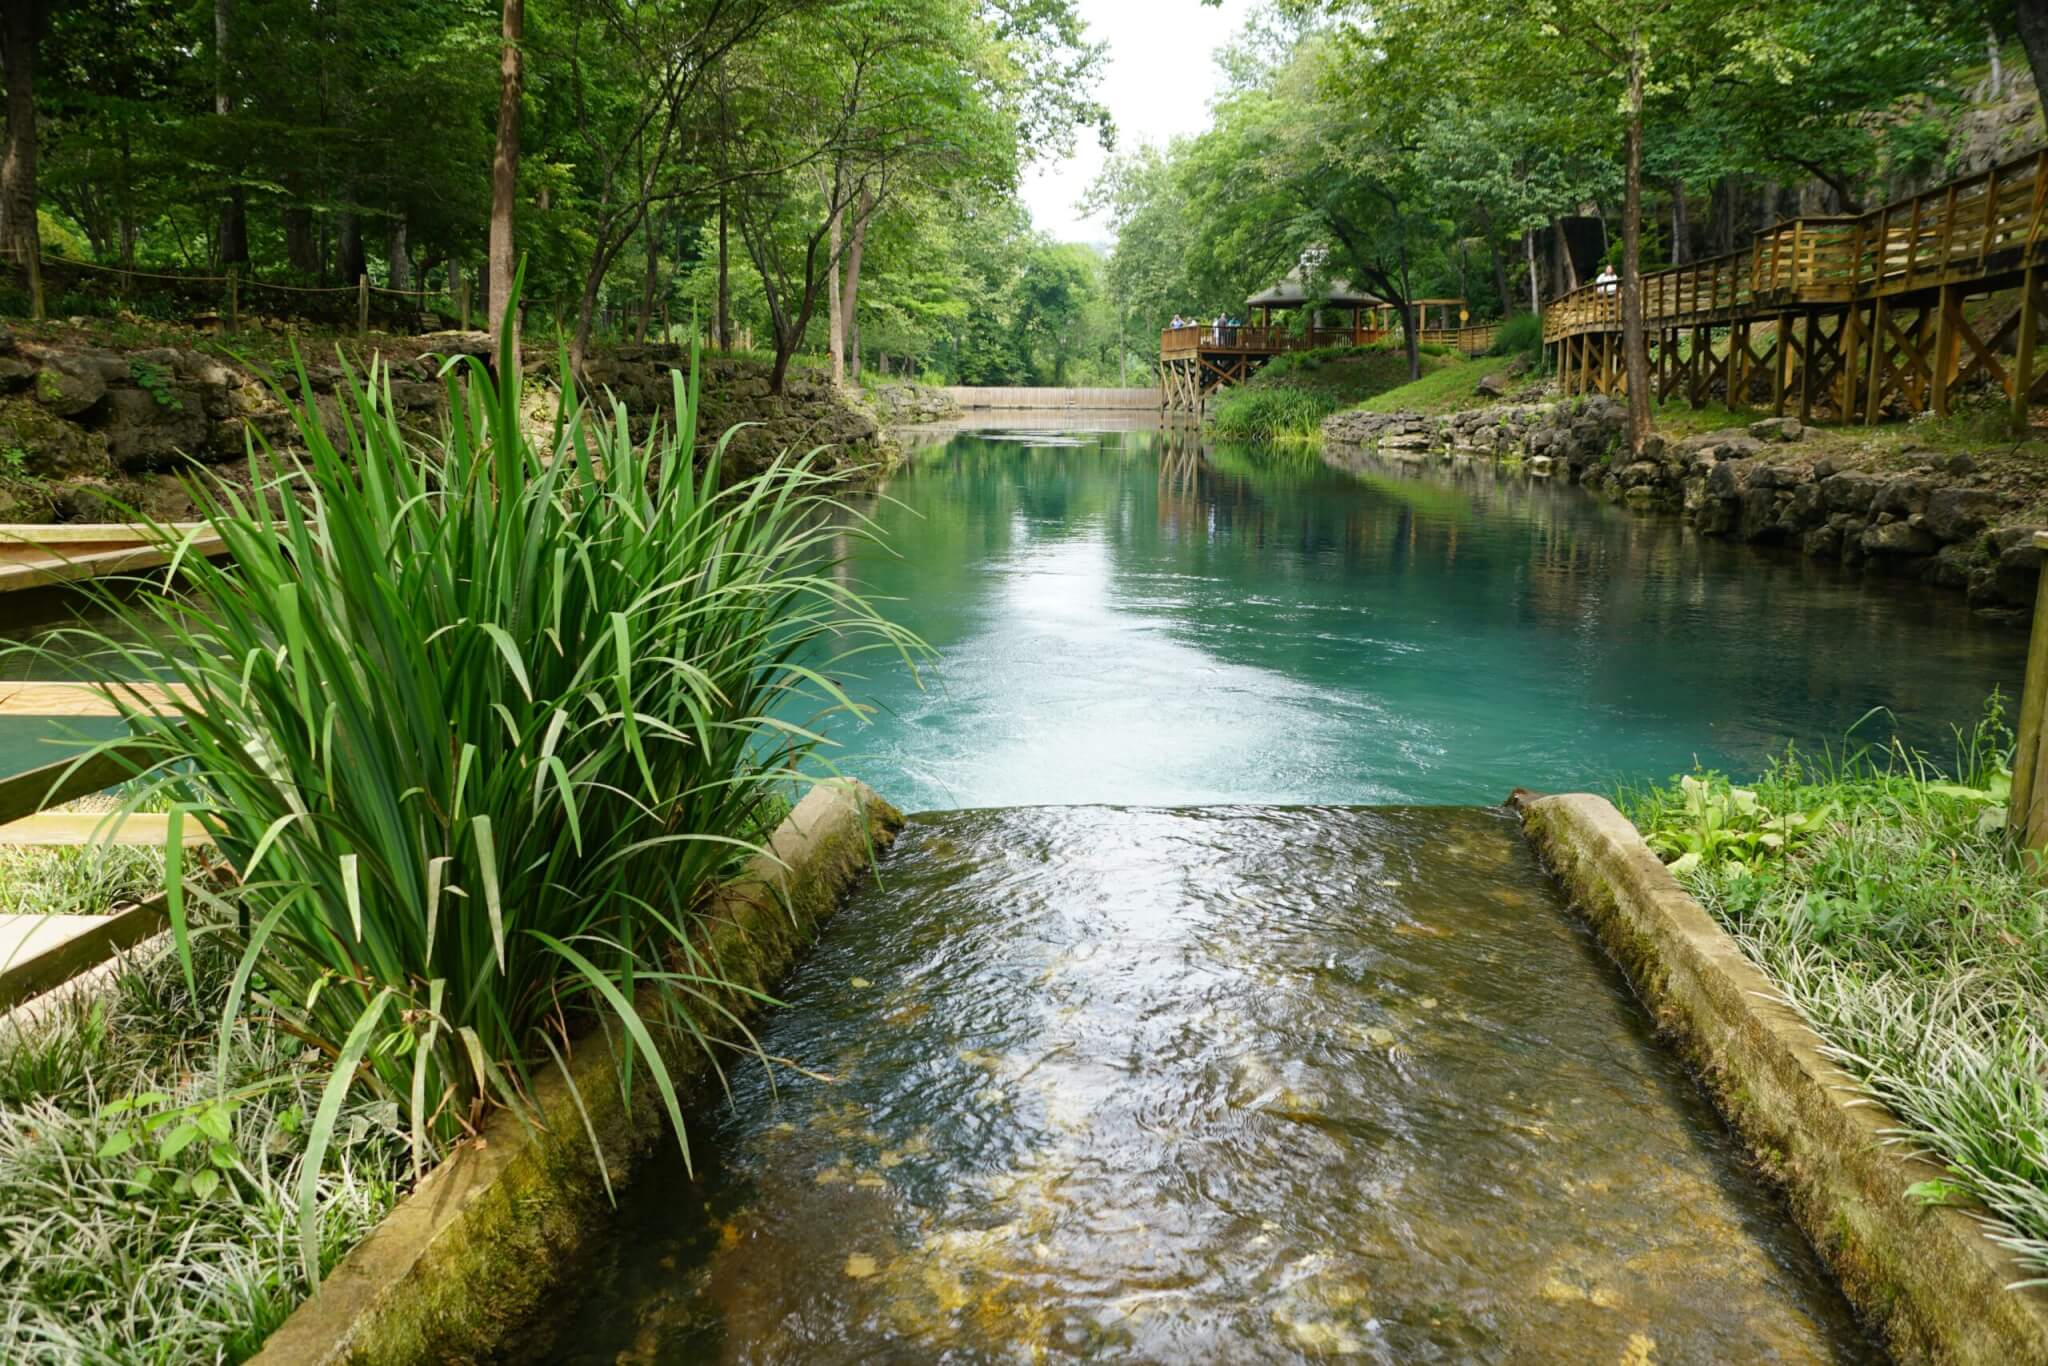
[1244,274,1388,340]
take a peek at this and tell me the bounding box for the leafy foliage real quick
[15,300,922,1284]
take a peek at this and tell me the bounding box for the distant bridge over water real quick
[944,386,1161,411]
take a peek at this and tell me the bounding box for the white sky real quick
[1020,0,1260,244]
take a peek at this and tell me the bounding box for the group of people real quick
[1170,313,1245,343]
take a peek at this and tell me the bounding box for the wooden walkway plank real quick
[0,812,212,848]
[0,680,191,718]
[0,898,167,1013]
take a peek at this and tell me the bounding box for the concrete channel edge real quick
[1516,791,2048,1366]
[252,778,905,1366]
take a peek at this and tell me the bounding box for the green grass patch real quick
[0,938,407,1360]
[1618,701,2048,1286]
[1208,386,1341,443]
[1353,357,1499,415]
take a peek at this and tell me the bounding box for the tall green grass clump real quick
[1487,312,1543,364]
[25,291,919,1282]
[1207,386,1339,444]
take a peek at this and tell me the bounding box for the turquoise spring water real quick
[816,422,2028,809]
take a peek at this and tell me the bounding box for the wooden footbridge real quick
[1545,145,2048,431]
[1160,292,1500,415]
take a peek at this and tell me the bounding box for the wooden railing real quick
[1545,147,2048,342]
[1162,321,1499,359]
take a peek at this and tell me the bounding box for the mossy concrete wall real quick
[1518,791,2048,1365]
[252,779,903,1366]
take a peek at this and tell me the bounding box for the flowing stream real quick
[522,805,1878,1363]
[500,423,1978,1362]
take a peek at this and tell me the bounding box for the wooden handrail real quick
[1543,142,2048,343]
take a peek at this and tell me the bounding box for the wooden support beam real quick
[1729,322,1748,412]
[1799,313,1818,424]
[2018,265,2041,437]
[1932,283,1960,418]
[1774,313,1793,416]
[1839,303,1863,423]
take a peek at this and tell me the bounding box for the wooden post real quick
[2008,530,2048,850]
[357,273,370,334]
[1774,313,1793,416]
[226,264,239,334]
[1932,283,1959,418]
[1865,296,1889,426]
[1838,304,1861,422]
[1799,311,1819,424]
[1729,322,1747,412]
[2017,266,2041,437]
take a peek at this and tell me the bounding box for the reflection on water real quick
[519,806,1878,1364]
[823,425,2026,809]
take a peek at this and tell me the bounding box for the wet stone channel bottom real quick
[518,806,1880,1364]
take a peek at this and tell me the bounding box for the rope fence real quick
[3,245,480,334]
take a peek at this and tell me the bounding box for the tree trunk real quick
[1621,42,1652,456]
[716,190,730,350]
[825,192,845,386]
[387,217,409,290]
[1551,216,1579,295]
[1483,214,1511,316]
[841,185,870,377]
[284,206,318,273]
[2017,0,2048,129]
[637,213,657,344]
[215,0,247,266]
[1670,180,1689,266]
[0,1,48,319]
[487,0,523,339]
[336,209,365,284]
[1524,229,1541,315]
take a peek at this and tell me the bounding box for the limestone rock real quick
[1924,487,2003,543]
[33,354,107,417]
[1862,520,1939,556]
[1747,416,1804,443]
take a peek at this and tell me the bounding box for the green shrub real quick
[27,286,920,1282]
[1488,312,1543,362]
[1208,386,1340,443]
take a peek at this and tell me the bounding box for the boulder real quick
[1861,520,1939,556]
[1747,416,1804,442]
[1819,471,1881,514]
[32,354,107,417]
[1475,372,1510,399]
[1923,486,2003,542]
[1870,475,1932,518]
[103,385,214,471]
[0,396,110,478]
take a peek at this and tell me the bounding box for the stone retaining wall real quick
[1324,397,2046,613]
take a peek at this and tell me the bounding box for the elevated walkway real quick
[1546,145,2048,429]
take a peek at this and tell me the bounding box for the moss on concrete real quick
[1517,791,2048,1365]
[253,779,904,1366]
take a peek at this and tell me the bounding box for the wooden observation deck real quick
[1160,298,1501,415]
[1545,144,2048,431]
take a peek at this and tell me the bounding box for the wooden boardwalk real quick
[1159,322,1501,415]
[1545,145,2048,430]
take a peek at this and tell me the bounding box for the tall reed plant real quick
[23,294,919,1281]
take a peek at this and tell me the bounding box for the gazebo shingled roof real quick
[1244,274,1385,310]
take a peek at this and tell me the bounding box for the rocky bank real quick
[0,325,890,523]
[1323,397,2046,615]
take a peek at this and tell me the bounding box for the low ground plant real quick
[0,940,405,1361]
[1486,312,1542,364]
[1208,386,1340,443]
[8,287,920,1305]
[1621,705,2048,1286]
